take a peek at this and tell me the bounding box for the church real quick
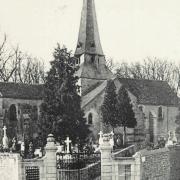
[0,0,179,145]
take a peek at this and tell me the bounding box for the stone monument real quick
[65,137,71,154]
[2,126,9,151]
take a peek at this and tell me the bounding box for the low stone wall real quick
[141,148,170,180]
[100,134,180,180]
[141,145,180,180]
[21,158,45,180]
[0,134,57,180]
[167,146,180,180]
[0,153,21,180]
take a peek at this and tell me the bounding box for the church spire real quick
[75,0,104,56]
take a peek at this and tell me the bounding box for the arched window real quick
[9,104,17,121]
[91,56,95,63]
[158,106,163,120]
[138,105,145,112]
[88,113,93,125]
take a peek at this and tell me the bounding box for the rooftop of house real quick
[0,82,44,100]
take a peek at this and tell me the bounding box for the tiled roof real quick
[0,82,44,100]
[81,80,107,108]
[82,78,178,108]
[119,78,178,106]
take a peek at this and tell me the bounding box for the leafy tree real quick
[117,86,137,146]
[38,45,90,146]
[101,80,118,132]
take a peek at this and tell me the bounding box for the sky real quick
[0,0,180,67]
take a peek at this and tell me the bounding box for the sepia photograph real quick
[0,0,180,179]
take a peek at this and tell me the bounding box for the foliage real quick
[117,86,137,128]
[117,86,137,144]
[39,44,90,146]
[101,80,118,130]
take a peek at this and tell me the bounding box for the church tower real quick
[75,0,112,95]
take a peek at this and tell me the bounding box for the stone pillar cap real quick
[47,134,55,142]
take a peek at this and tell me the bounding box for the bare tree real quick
[0,33,46,84]
[116,57,180,92]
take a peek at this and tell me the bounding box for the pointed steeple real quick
[75,0,112,96]
[75,0,104,56]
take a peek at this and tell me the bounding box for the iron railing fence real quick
[56,152,101,169]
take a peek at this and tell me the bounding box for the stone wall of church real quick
[0,98,42,141]
[142,104,178,142]
[82,86,146,143]
[83,91,105,143]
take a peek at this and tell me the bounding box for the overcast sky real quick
[0,0,180,66]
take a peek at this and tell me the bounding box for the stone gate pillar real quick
[100,134,113,180]
[44,134,57,180]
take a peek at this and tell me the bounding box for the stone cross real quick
[98,131,103,146]
[109,131,114,148]
[65,137,71,153]
[172,130,177,144]
[166,131,173,147]
[2,126,8,150]
[21,142,25,152]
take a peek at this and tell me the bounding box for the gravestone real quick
[2,126,8,150]
[65,137,71,153]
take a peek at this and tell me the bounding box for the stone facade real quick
[82,77,179,144]
[0,97,42,142]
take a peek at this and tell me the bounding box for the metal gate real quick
[57,152,101,180]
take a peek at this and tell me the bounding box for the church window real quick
[88,113,93,125]
[91,56,95,63]
[138,105,145,112]
[9,104,17,121]
[158,106,163,120]
[90,41,95,48]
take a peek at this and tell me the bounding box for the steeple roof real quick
[75,0,104,56]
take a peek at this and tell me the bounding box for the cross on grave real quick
[65,137,71,154]
[110,131,114,148]
[98,131,103,146]
[172,130,177,144]
[3,126,7,136]
[2,126,8,150]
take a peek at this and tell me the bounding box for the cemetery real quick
[0,124,180,180]
[0,0,180,179]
